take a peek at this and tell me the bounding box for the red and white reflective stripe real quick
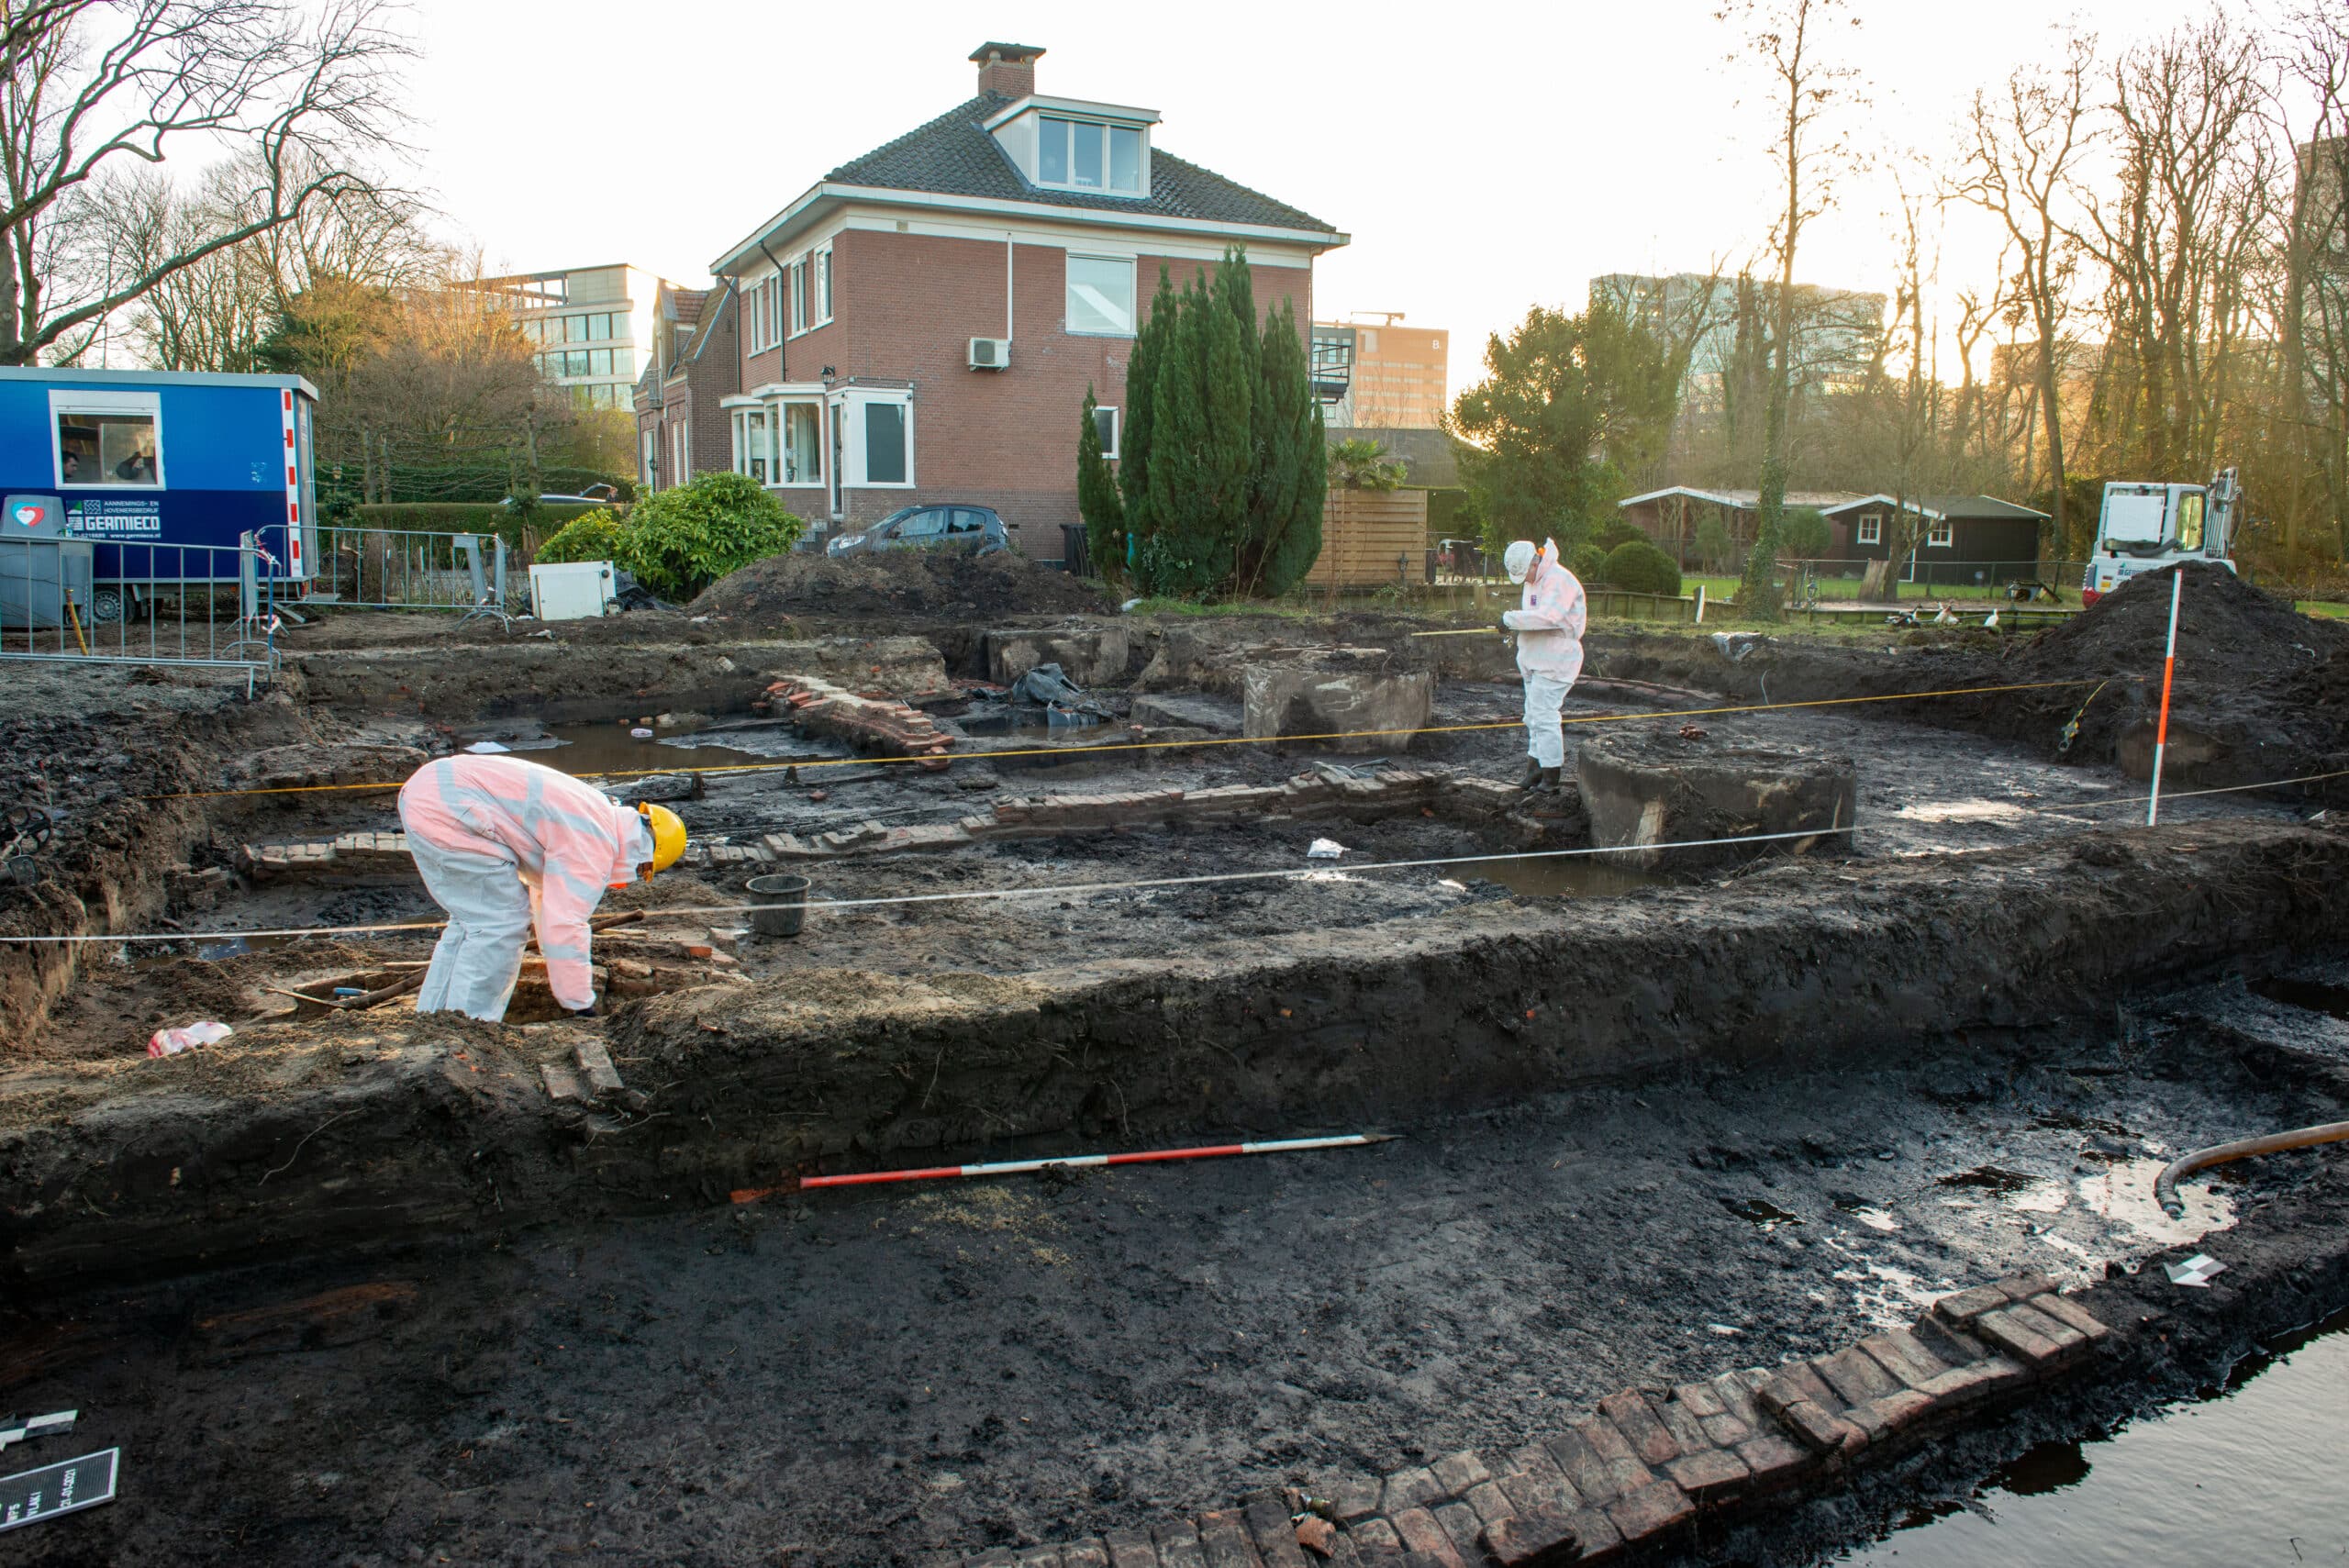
[280,389,305,575]
[731,1133,1392,1203]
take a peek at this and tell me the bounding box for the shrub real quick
[1783,506,1831,560]
[1592,517,1644,552]
[535,508,629,567]
[1603,539,1682,596]
[623,471,804,601]
[1568,543,1609,584]
[1693,515,1733,573]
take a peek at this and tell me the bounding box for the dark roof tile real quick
[824,93,1337,235]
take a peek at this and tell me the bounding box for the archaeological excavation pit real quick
[1,562,2347,1567]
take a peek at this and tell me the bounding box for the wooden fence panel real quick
[1306,488,1428,588]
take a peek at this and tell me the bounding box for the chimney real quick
[971,41,1043,100]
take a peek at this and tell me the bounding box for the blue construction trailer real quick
[0,367,318,618]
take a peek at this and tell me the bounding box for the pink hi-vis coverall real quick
[396,755,651,1021]
[1500,539,1587,769]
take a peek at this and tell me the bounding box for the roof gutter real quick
[710,181,1348,274]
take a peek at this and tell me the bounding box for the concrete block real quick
[1575,732,1857,871]
[1130,693,1243,732]
[1242,659,1433,755]
[573,1039,623,1097]
[986,627,1131,687]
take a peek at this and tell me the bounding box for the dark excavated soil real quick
[2,980,2343,1567]
[692,550,1115,623]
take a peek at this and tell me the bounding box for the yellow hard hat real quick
[638,803,686,878]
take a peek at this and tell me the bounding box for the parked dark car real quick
[826,504,1010,558]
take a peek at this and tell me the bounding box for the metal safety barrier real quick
[268,524,512,623]
[0,533,279,679]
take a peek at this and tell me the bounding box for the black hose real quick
[2154,1119,2349,1218]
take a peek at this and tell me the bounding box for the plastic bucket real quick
[745,873,810,939]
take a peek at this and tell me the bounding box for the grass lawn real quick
[1683,573,2048,604]
[2299,600,2349,618]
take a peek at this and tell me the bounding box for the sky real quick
[400,0,2227,397]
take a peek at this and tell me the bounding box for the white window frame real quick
[50,388,165,490]
[640,428,656,489]
[732,406,774,484]
[670,422,690,488]
[1927,516,1954,548]
[812,244,833,327]
[1854,512,1881,545]
[1064,253,1137,339]
[788,258,808,337]
[1094,405,1120,460]
[774,397,826,488]
[842,389,914,488]
[1034,116,1150,197]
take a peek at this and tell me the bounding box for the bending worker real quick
[396,753,687,1021]
[1502,538,1588,791]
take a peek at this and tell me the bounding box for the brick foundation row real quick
[951,1273,2110,1568]
[754,675,954,764]
[706,767,1501,865]
[237,771,1517,883]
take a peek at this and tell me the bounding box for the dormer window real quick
[1039,117,1144,195]
[988,95,1159,198]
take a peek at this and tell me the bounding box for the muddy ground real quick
[1,963,2341,1566]
[1,565,2346,1565]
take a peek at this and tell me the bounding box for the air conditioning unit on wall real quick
[968,337,1011,370]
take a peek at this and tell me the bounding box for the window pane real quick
[1039,117,1069,183]
[1073,121,1103,187]
[1065,256,1135,335]
[1094,406,1119,457]
[58,410,159,485]
[898,508,945,538]
[590,349,610,374]
[817,250,832,319]
[784,403,821,483]
[615,347,634,374]
[1109,127,1141,192]
[864,403,907,484]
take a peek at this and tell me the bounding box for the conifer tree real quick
[1244,296,1323,596]
[1119,266,1178,550]
[1076,384,1124,580]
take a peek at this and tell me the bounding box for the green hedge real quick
[1602,539,1682,596]
[351,502,610,550]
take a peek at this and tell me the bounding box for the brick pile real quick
[757,675,954,766]
[239,831,415,883]
[946,1274,2109,1567]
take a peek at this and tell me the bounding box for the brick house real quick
[701,42,1348,551]
[633,281,738,495]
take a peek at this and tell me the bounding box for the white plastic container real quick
[528,561,618,621]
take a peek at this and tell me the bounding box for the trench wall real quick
[5,818,2343,1284]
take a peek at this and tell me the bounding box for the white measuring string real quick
[5,764,2342,950]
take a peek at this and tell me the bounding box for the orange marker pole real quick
[2148,569,2184,827]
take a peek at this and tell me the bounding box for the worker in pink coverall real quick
[1501,537,1588,791]
[396,754,685,1022]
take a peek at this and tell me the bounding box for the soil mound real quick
[2014,562,2343,685]
[691,549,1112,622]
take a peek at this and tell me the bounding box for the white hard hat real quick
[1504,540,1537,583]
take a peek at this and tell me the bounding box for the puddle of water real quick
[2075,1157,2236,1250]
[1837,1307,2349,1567]
[2252,973,2349,1021]
[1437,857,1661,897]
[128,932,295,966]
[1892,799,2032,824]
[1721,1197,1802,1230]
[536,721,779,774]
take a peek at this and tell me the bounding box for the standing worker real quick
[1501,538,1587,791]
[396,753,687,1022]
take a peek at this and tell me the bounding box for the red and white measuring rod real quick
[730,1133,1395,1204]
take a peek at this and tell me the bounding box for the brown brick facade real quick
[634,284,740,494]
[731,228,1311,551]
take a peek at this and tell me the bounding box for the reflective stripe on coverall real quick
[1503,542,1587,769]
[396,755,651,1020]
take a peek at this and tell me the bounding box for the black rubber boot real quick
[1517,758,1544,790]
[1538,766,1562,793]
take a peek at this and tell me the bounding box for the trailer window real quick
[56,406,161,487]
[2176,491,2204,550]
